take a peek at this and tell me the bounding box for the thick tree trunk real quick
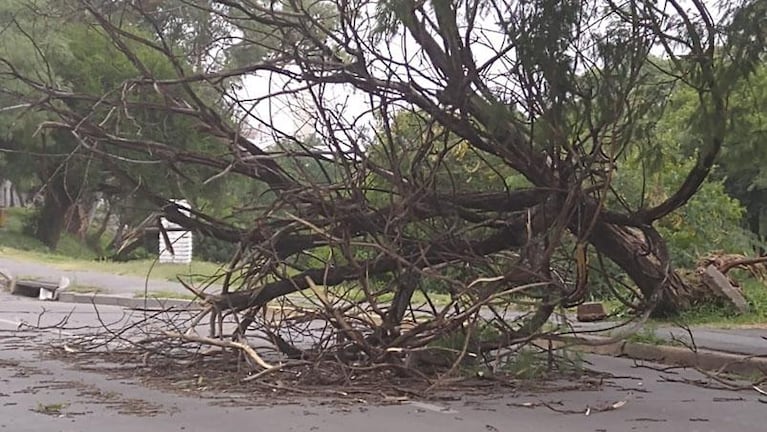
[65,202,90,240]
[108,218,126,251]
[36,178,73,250]
[384,270,420,333]
[110,237,143,261]
[87,203,112,254]
[587,221,692,316]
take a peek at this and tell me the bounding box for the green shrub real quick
[193,234,239,263]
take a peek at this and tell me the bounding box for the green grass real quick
[672,277,767,327]
[0,207,226,283]
[134,290,197,300]
[66,284,105,294]
[594,270,767,328]
[34,402,67,416]
[1,245,226,283]
[0,208,98,259]
[625,324,682,346]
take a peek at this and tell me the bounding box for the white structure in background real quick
[1,179,23,207]
[159,199,193,264]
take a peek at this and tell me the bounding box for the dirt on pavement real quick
[2,285,767,431]
[2,325,766,432]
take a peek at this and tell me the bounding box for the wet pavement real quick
[1,338,765,431]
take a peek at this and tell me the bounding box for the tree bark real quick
[87,202,112,254]
[36,176,73,250]
[587,220,691,316]
[65,202,90,240]
[108,219,126,251]
[384,270,420,333]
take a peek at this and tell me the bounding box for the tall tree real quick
[0,0,244,249]
[668,65,767,244]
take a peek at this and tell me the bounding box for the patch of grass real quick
[411,290,452,306]
[66,284,105,294]
[0,208,227,283]
[0,208,48,251]
[1,247,225,282]
[501,347,585,379]
[34,402,67,416]
[626,324,669,345]
[0,208,97,259]
[619,324,689,348]
[428,323,500,349]
[601,299,639,319]
[597,270,767,328]
[134,290,198,300]
[502,349,547,379]
[674,277,767,327]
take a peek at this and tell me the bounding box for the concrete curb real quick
[57,292,201,310]
[557,336,767,377]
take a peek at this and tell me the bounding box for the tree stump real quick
[0,268,14,292]
[700,265,750,314]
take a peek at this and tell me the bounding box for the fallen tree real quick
[1,0,766,376]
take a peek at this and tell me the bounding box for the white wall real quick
[158,199,193,264]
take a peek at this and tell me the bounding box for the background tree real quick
[668,65,767,244]
[0,0,250,251]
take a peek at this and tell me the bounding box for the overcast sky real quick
[233,0,726,147]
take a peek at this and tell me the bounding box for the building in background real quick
[158,199,193,264]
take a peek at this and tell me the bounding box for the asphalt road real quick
[1,292,767,431]
[0,290,143,333]
[657,326,767,356]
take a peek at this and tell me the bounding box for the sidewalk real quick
[655,326,767,356]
